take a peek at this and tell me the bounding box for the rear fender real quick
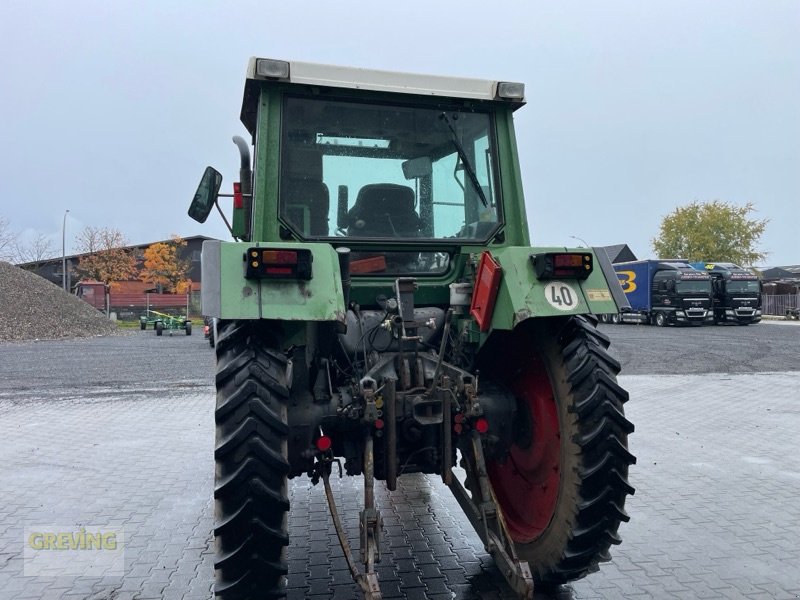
[201,240,346,322]
[486,246,627,330]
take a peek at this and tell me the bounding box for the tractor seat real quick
[347,183,421,237]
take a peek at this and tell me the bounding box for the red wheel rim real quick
[486,351,560,543]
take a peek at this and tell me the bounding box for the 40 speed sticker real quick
[543,281,581,311]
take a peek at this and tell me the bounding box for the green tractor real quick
[189,57,635,600]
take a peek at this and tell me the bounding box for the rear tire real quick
[185,321,192,336]
[214,320,290,599]
[477,316,635,584]
[156,322,163,336]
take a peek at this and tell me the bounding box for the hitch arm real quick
[447,431,534,599]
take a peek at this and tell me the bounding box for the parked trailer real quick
[75,281,189,315]
[139,309,192,336]
[613,260,714,326]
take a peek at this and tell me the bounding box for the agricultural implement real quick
[139,309,192,336]
[188,57,635,599]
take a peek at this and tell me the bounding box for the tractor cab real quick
[189,58,532,295]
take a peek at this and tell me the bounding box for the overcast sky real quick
[1,0,797,266]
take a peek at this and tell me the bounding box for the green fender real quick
[201,240,346,322]
[485,246,625,330]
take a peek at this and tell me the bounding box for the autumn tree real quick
[139,235,191,293]
[652,201,768,266]
[75,226,138,286]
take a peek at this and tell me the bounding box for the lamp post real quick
[62,209,69,291]
[570,235,589,247]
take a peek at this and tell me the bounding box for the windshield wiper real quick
[439,112,489,208]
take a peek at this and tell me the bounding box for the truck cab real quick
[615,260,714,326]
[689,262,762,324]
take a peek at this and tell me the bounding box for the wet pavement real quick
[1,324,799,599]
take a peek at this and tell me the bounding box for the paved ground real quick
[1,322,799,599]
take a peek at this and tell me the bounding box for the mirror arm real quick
[214,200,237,241]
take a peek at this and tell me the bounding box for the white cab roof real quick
[245,57,525,104]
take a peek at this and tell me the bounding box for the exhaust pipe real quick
[232,136,252,241]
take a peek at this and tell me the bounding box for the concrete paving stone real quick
[330,583,361,599]
[308,577,333,595]
[374,580,402,598]
[133,581,168,599]
[425,577,455,595]
[287,558,309,574]
[158,589,189,600]
[187,581,213,598]
[182,592,212,600]
[437,555,464,571]
[409,550,436,565]
[386,546,414,561]
[287,588,309,600]
[441,567,469,585]
[402,587,432,600]
[164,574,196,591]
[403,529,426,541]
[286,572,310,588]
[115,575,149,592]
[308,564,330,580]
[408,539,432,552]
[752,582,798,597]
[143,568,174,586]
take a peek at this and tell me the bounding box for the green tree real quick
[652,201,768,266]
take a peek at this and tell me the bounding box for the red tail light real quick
[531,252,593,280]
[316,436,332,452]
[245,248,313,280]
[233,182,243,209]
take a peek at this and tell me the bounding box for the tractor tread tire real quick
[214,320,290,599]
[479,315,635,585]
[540,315,635,583]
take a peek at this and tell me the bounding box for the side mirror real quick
[667,280,675,293]
[188,167,223,223]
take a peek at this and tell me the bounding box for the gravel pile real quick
[0,261,118,341]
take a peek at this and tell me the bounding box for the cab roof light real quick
[532,252,593,280]
[496,81,525,100]
[255,58,290,80]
